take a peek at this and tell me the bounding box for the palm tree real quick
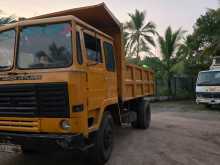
[124,10,156,60]
[158,26,186,95]
[123,29,131,56]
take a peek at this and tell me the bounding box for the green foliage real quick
[140,57,164,76]
[175,89,194,99]
[171,8,220,78]
[194,8,220,55]
[157,26,186,95]
[124,10,157,60]
[126,7,220,97]
[187,8,220,67]
[158,26,186,72]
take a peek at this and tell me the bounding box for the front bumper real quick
[196,97,220,105]
[0,132,91,151]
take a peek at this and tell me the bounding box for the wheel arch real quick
[104,103,121,126]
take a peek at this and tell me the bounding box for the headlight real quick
[60,120,71,130]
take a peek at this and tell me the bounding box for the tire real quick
[131,100,151,129]
[88,112,114,165]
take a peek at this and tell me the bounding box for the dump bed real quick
[123,64,154,101]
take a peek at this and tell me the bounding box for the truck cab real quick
[196,70,220,106]
[196,57,220,107]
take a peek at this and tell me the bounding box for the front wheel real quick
[87,112,114,165]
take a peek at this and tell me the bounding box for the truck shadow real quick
[2,126,135,165]
[209,105,220,111]
[8,151,87,165]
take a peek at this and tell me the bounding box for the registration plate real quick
[0,144,21,153]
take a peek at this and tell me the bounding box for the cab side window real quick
[76,32,83,64]
[103,42,115,72]
[84,33,102,63]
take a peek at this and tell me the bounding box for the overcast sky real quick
[0,0,219,35]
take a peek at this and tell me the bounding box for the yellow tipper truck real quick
[0,3,154,165]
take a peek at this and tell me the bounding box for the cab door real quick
[102,41,118,100]
[82,31,106,112]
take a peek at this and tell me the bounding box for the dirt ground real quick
[0,101,220,165]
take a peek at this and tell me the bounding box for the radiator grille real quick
[0,83,69,118]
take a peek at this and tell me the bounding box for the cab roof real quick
[28,3,126,99]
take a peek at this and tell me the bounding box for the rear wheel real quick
[88,112,114,165]
[131,100,151,129]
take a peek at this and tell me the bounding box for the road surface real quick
[0,101,220,165]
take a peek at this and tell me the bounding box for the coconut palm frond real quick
[123,10,157,60]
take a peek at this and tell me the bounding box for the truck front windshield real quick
[197,71,220,86]
[0,30,15,70]
[17,22,72,69]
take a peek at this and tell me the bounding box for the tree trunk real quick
[136,38,140,62]
[167,73,172,96]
